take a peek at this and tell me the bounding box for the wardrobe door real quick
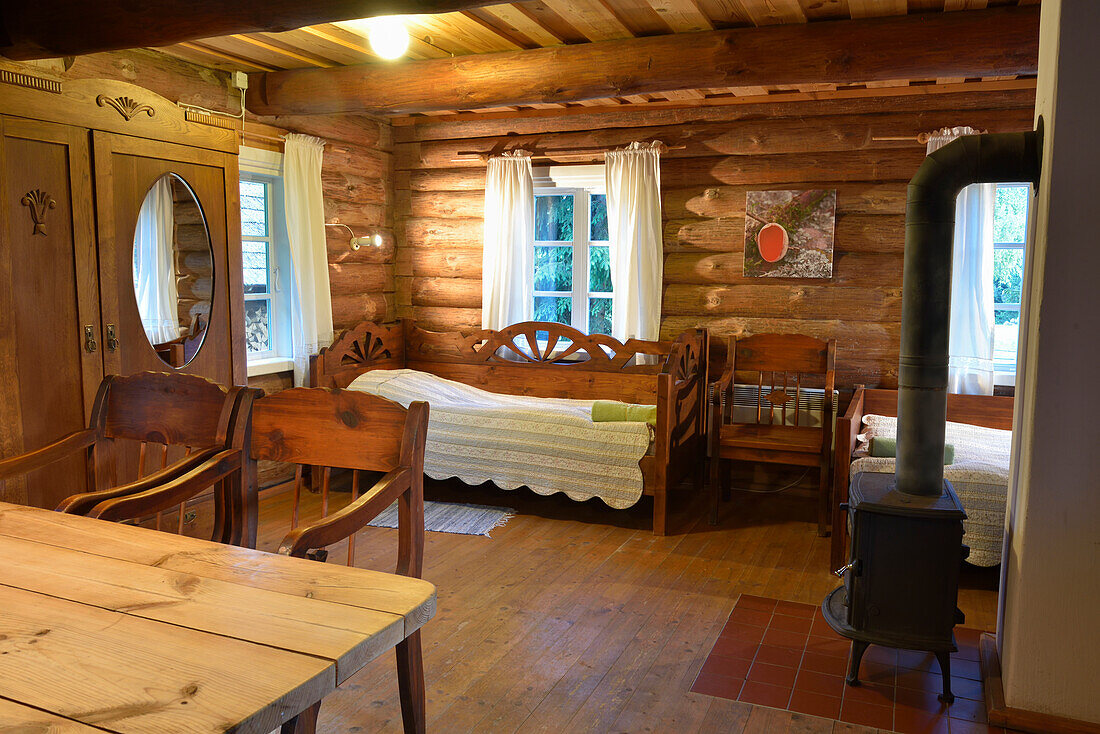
[0,117,102,508]
[93,132,244,388]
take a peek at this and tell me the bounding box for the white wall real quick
[998,0,1100,724]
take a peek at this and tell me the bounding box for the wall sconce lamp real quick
[325,222,382,251]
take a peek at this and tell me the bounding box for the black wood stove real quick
[822,127,1042,705]
[822,472,968,702]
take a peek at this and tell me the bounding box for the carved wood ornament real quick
[95,94,155,121]
[20,189,55,236]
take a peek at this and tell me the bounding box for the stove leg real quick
[846,640,869,687]
[935,651,954,703]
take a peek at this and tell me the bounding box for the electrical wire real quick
[725,467,813,494]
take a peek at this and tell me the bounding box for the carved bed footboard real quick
[311,320,709,535]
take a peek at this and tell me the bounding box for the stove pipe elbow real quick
[896,125,1043,496]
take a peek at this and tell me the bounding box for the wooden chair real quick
[242,387,430,734]
[708,334,836,536]
[0,371,254,546]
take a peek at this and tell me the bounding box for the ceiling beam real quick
[0,0,515,60]
[246,6,1039,115]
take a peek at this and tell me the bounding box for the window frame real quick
[992,182,1030,381]
[240,147,293,371]
[532,184,610,334]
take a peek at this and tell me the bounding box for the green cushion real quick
[870,436,955,465]
[592,400,657,427]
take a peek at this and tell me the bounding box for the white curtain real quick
[606,142,663,342]
[283,133,334,386]
[482,151,534,329]
[133,177,179,345]
[927,127,995,395]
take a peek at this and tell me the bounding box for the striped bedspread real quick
[347,369,653,509]
[851,414,1012,567]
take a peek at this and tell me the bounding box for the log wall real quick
[392,90,1036,389]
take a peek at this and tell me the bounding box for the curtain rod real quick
[450,144,686,163]
[871,128,989,145]
[240,128,349,153]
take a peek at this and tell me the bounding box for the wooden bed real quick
[831,387,1016,568]
[310,320,708,535]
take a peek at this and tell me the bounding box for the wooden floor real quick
[252,468,1000,734]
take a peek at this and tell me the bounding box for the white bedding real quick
[347,369,653,509]
[851,414,1012,567]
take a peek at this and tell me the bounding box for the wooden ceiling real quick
[157,0,1040,116]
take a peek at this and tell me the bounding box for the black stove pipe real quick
[896,124,1043,497]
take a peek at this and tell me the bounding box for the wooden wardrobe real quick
[0,73,246,509]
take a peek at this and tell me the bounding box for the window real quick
[240,147,293,373]
[992,183,1030,376]
[533,189,612,334]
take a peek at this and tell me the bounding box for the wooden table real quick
[0,501,437,733]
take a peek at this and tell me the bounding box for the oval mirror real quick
[132,173,213,368]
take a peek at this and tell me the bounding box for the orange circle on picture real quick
[757,223,789,262]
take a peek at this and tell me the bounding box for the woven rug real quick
[367,500,515,537]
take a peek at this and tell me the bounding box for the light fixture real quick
[325,223,382,251]
[366,16,410,60]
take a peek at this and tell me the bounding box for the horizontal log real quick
[663,251,903,289]
[411,307,482,332]
[662,182,908,219]
[662,283,901,322]
[330,291,393,330]
[411,277,482,308]
[406,190,485,219]
[328,262,395,295]
[1,0,514,59]
[660,149,927,188]
[251,113,392,151]
[395,108,1034,169]
[322,170,390,208]
[248,7,1039,114]
[320,146,392,181]
[663,213,905,254]
[399,248,482,279]
[393,87,1038,143]
[323,199,388,229]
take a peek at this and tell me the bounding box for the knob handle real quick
[833,559,861,578]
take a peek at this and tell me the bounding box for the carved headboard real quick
[309,321,405,388]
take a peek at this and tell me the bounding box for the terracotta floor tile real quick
[840,699,894,730]
[805,636,851,659]
[755,643,803,668]
[747,661,798,688]
[738,680,792,708]
[952,644,981,663]
[728,606,773,628]
[893,706,951,734]
[950,676,985,702]
[951,659,983,682]
[802,651,849,677]
[691,671,745,701]
[947,720,994,734]
[897,667,944,693]
[947,697,987,723]
[722,621,766,644]
[775,599,816,618]
[762,627,809,650]
[899,650,940,672]
[896,687,951,715]
[844,681,895,706]
[699,653,752,681]
[737,594,778,613]
[789,690,842,720]
[795,669,845,698]
[711,635,759,661]
[860,660,897,687]
[865,645,899,666]
[810,616,837,638]
[771,613,813,635]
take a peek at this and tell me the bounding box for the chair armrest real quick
[0,429,96,482]
[709,366,735,405]
[55,447,221,515]
[88,449,242,522]
[278,467,412,559]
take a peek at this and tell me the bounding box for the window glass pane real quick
[994,185,1028,244]
[534,245,572,291]
[535,195,574,241]
[245,299,271,353]
[588,297,612,335]
[534,296,571,325]
[993,316,1019,369]
[243,241,270,294]
[240,180,268,237]
[589,244,611,293]
[993,248,1024,306]
[590,194,608,241]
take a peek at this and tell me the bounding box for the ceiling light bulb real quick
[368,16,410,60]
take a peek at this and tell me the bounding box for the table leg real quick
[281,701,320,734]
